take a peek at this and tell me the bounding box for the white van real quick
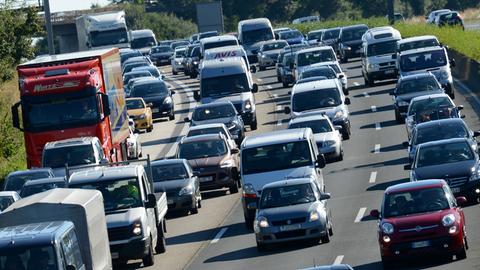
[293,46,337,82]
[240,128,326,228]
[200,35,239,56]
[130,29,157,55]
[196,57,259,130]
[361,26,401,86]
[238,18,275,63]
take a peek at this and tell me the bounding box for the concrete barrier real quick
[447,48,480,93]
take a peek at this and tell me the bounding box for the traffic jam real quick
[0,7,479,270]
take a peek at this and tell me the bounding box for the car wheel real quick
[343,88,349,96]
[277,76,281,83]
[368,75,375,87]
[320,231,330,243]
[250,119,258,131]
[282,81,289,88]
[190,72,197,79]
[336,149,344,162]
[147,126,153,132]
[259,65,265,71]
[169,111,175,121]
[342,128,350,140]
[191,199,199,214]
[449,91,455,100]
[197,196,202,208]
[343,56,348,63]
[395,110,404,123]
[229,182,239,194]
[256,241,267,252]
[143,237,155,266]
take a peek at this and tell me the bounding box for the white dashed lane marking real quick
[375,123,381,130]
[363,92,370,98]
[374,144,381,154]
[371,105,377,112]
[210,227,228,244]
[333,255,344,265]
[369,171,378,183]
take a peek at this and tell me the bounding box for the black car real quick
[151,159,201,215]
[19,177,66,198]
[4,168,55,193]
[338,24,368,62]
[321,27,341,54]
[129,78,175,120]
[185,45,201,78]
[392,73,444,123]
[120,49,142,66]
[406,138,480,201]
[438,11,464,30]
[149,46,174,66]
[185,101,245,144]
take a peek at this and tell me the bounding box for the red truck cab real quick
[12,48,129,168]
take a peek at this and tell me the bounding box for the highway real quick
[124,58,480,269]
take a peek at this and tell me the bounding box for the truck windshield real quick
[70,179,143,212]
[178,140,227,160]
[0,245,57,270]
[242,28,274,45]
[293,88,342,112]
[131,37,156,49]
[367,40,398,57]
[260,183,316,209]
[242,141,313,175]
[201,74,249,97]
[400,50,448,72]
[43,145,96,168]
[297,50,336,67]
[24,95,100,132]
[90,28,129,47]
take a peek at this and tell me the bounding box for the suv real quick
[285,79,351,139]
[177,134,240,194]
[338,24,368,62]
[240,128,326,229]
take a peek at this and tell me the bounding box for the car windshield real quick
[130,81,168,97]
[191,47,201,57]
[90,28,128,47]
[5,172,50,191]
[408,97,452,116]
[151,46,171,53]
[199,32,218,39]
[367,40,398,57]
[322,29,340,40]
[71,179,142,212]
[171,42,189,49]
[383,188,450,218]
[178,140,227,159]
[416,141,473,167]
[283,54,294,66]
[204,40,238,50]
[123,62,149,73]
[280,31,302,39]
[399,39,440,53]
[0,197,15,211]
[201,74,249,97]
[293,88,342,112]
[175,50,186,58]
[24,94,100,132]
[396,77,440,95]
[260,183,316,209]
[133,67,160,78]
[43,145,96,168]
[308,31,323,40]
[414,123,468,145]
[0,245,58,270]
[131,37,156,49]
[289,119,333,133]
[152,164,188,181]
[263,42,287,51]
[242,141,313,175]
[341,28,367,42]
[188,127,227,137]
[297,50,336,67]
[242,28,274,45]
[124,72,152,85]
[20,181,65,197]
[193,104,236,121]
[400,50,448,71]
[301,68,337,79]
[126,99,145,110]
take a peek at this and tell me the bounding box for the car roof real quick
[242,128,312,149]
[400,46,444,56]
[189,123,227,131]
[397,35,438,45]
[205,45,244,54]
[289,114,331,125]
[195,101,234,109]
[417,138,469,149]
[201,35,237,43]
[262,177,314,189]
[297,46,333,54]
[341,24,368,30]
[410,93,449,102]
[399,72,436,81]
[44,137,96,150]
[23,177,65,186]
[309,61,339,68]
[0,221,72,245]
[180,133,225,144]
[151,159,187,166]
[202,57,246,69]
[293,79,339,94]
[7,168,53,177]
[308,29,324,34]
[415,118,466,130]
[69,165,141,185]
[262,39,288,45]
[124,70,152,76]
[386,179,445,194]
[131,77,163,86]
[131,29,155,38]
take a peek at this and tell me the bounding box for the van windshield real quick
[367,40,398,56]
[201,74,250,97]
[400,50,447,72]
[242,28,274,45]
[399,39,439,53]
[242,141,313,175]
[0,245,58,270]
[297,50,335,67]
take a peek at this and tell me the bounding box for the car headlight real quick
[397,101,410,107]
[439,71,450,81]
[179,185,194,196]
[242,183,257,197]
[220,159,234,168]
[256,216,269,228]
[309,211,320,222]
[261,54,266,58]
[442,214,455,227]
[163,97,172,104]
[334,110,344,119]
[193,61,198,65]
[368,63,377,70]
[470,167,480,181]
[324,140,336,147]
[245,100,252,111]
[132,221,142,236]
[344,45,352,50]
[381,223,394,234]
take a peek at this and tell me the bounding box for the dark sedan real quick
[151,159,201,215]
[19,177,66,198]
[4,168,54,193]
[392,73,444,123]
[338,24,368,62]
[129,78,175,120]
[406,138,480,201]
[149,46,173,66]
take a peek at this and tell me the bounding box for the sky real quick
[48,0,111,13]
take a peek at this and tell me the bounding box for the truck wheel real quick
[250,119,258,131]
[143,237,155,266]
[229,182,239,194]
[155,225,167,254]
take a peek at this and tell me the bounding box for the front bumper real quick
[368,68,398,81]
[259,57,276,67]
[151,103,174,118]
[110,236,149,261]
[133,118,151,129]
[255,220,327,244]
[195,167,236,190]
[166,192,195,211]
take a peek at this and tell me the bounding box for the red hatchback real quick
[370,179,468,266]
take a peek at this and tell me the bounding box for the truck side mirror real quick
[252,83,258,93]
[193,90,200,101]
[101,94,111,117]
[11,102,23,131]
[145,194,156,208]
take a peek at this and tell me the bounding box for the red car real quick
[370,179,468,266]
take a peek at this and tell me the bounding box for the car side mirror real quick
[231,148,240,154]
[287,91,291,95]
[473,131,480,137]
[461,115,466,119]
[344,97,351,105]
[184,117,190,123]
[456,196,467,206]
[316,154,326,168]
[338,74,345,79]
[145,194,156,208]
[284,106,291,114]
[147,102,153,107]
[250,65,257,73]
[252,83,258,93]
[404,164,412,170]
[193,90,200,101]
[402,141,410,147]
[450,58,456,67]
[457,105,464,111]
[370,209,380,219]
[320,193,331,201]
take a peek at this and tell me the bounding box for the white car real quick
[171,47,187,75]
[0,191,21,213]
[127,126,142,159]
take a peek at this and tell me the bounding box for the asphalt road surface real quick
[121,58,480,270]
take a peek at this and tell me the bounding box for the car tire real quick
[395,110,404,123]
[342,56,348,63]
[343,88,349,96]
[282,81,289,88]
[250,119,258,131]
[342,128,350,140]
[143,237,155,266]
[169,111,175,121]
[320,231,330,243]
[277,76,281,83]
[191,200,199,214]
[197,196,202,208]
[229,182,239,194]
[336,149,344,161]
[259,65,265,71]
[256,241,267,252]
[147,126,153,133]
[368,75,375,87]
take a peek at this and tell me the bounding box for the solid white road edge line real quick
[371,105,377,112]
[210,227,228,244]
[333,255,345,265]
[374,144,381,154]
[375,123,381,130]
[369,171,378,184]
[354,207,367,223]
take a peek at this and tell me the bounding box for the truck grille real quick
[446,177,468,188]
[271,217,306,226]
[108,226,132,241]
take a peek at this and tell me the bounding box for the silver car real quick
[254,177,332,251]
[288,115,343,161]
[257,40,288,70]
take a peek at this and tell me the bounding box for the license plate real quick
[384,69,395,74]
[111,252,119,259]
[451,187,461,193]
[412,240,430,249]
[199,176,213,182]
[280,224,301,232]
[152,108,160,113]
[167,199,174,204]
